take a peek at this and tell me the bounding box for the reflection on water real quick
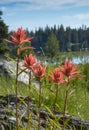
[43,56,89,65]
[70,56,89,64]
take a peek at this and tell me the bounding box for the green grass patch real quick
[0,62,89,121]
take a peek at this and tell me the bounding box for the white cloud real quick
[0,0,89,10]
[61,13,89,21]
[59,13,89,28]
[74,13,89,20]
[1,0,89,31]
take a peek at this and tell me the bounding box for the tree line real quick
[0,10,89,58]
[30,24,89,53]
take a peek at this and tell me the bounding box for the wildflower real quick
[4,27,34,130]
[23,54,36,69]
[61,60,82,130]
[61,60,82,81]
[5,27,33,46]
[31,63,47,129]
[5,27,34,55]
[49,68,65,84]
[32,62,46,79]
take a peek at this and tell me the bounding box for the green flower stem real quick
[63,81,69,130]
[27,71,31,130]
[15,53,20,130]
[52,84,58,130]
[53,84,58,112]
[38,79,42,130]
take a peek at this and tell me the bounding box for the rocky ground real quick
[0,60,89,130]
[0,59,30,84]
[0,94,89,130]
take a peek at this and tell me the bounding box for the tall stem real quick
[52,84,58,130]
[15,54,20,130]
[53,84,58,112]
[27,71,31,130]
[63,81,69,130]
[38,79,42,130]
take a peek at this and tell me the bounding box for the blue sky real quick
[0,0,89,32]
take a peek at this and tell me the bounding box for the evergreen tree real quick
[57,25,65,51]
[0,10,9,54]
[65,27,71,51]
[45,32,59,60]
[27,24,89,53]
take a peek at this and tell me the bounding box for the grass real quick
[0,62,89,121]
[0,74,27,95]
[1,51,89,130]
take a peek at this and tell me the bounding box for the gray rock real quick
[0,94,89,130]
[0,60,31,84]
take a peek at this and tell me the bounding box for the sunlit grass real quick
[0,62,89,121]
[0,73,27,95]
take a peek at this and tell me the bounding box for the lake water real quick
[43,56,89,65]
[70,56,89,64]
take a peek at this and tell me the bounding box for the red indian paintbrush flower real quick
[5,27,33,46]
[23,54,36,69]
[5,27,34,55]
[60,60,83,130]
[32,62,46,79]
[5,28,34,130]
[49,68,65,84]
[61,60,82,81]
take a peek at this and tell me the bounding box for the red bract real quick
[32,62,46,79]
[49,68,65,84]
[5,27,33,46]
[61,60,82,80]
[23,54,36,69]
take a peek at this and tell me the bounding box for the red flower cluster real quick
[23,54,36,69]
[5,27,33,46]
[5,27,34,55]
[50,60,82,84]
[49,68,65,84]
[61,60,82,81]
[23,54,46,79]
[32,63,46,78]
[23,57,82,82]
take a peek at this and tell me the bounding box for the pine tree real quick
[45,32,59,60]
[0,10,9,54]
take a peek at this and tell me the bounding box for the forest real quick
[0,10,89,57]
